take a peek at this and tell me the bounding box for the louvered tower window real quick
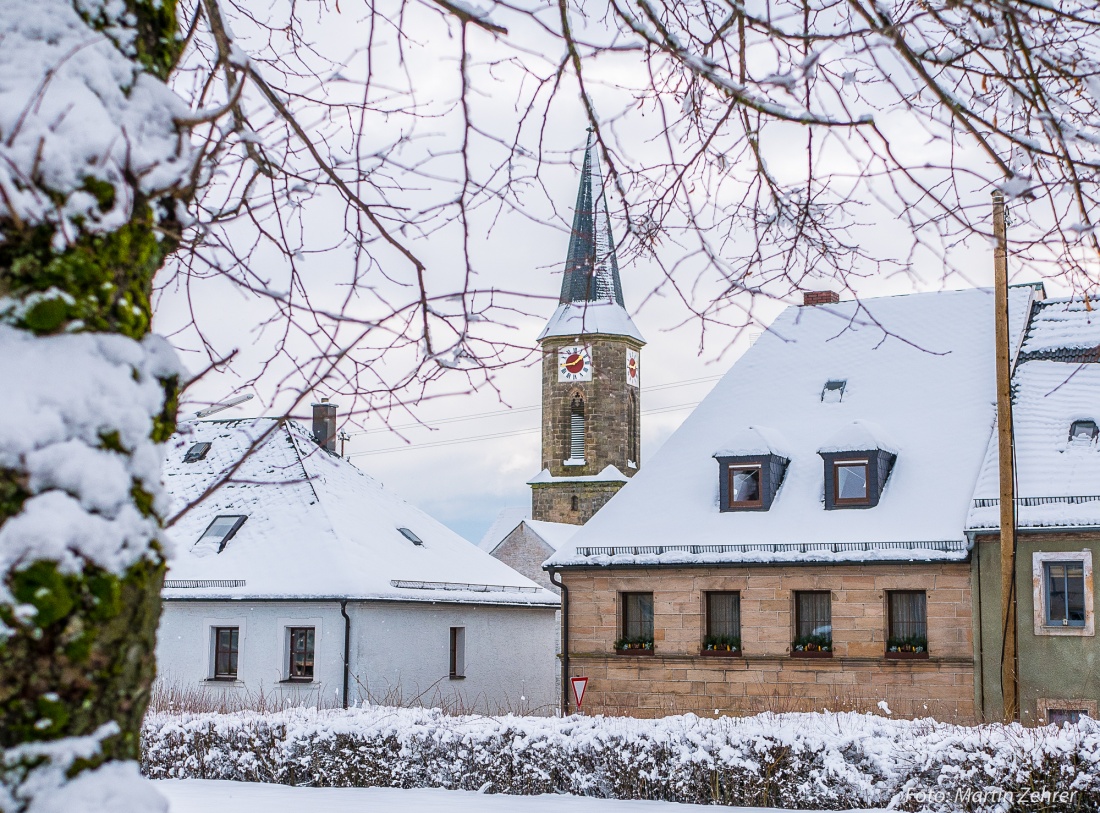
[627,391,639,465]
[569,395,586,461]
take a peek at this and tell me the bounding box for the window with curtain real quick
[569,395,585,461]
[705,592,741,649]
[621,592,654,641]
[795,591,831,643]
[887,591,928,652]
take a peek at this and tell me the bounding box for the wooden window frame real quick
[449,626,466,679]
[727,464,763,509]
[212,626,239,680]
[287,627,315,682]
[832,459,871,506]
[621,592,654,641]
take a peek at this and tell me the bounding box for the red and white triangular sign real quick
[570,676,589,710]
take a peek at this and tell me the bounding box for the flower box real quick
[700,649,742,657]
[790,649,833,658]
[885,650,929,660]
[614,648,655,656]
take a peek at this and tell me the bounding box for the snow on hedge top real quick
[0,0,190,244]
[0,325,181,607]
[538,301,645,344]
[968,297,1100,531]
[161,420,558,604]
[546,288,1036,567]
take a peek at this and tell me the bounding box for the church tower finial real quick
[530,132,646,526]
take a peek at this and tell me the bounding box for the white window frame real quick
[278,615,323,683]
[204,615,246,683]
[1033,550,1094,637]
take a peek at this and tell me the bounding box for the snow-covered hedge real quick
[142,707,1100,811]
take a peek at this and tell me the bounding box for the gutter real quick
[547,568,569,717]
[340,600,351,709]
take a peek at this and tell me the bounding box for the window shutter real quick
[570,396,585,460]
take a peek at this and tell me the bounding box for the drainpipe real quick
[340,600,351,709]
[547,569,570,716]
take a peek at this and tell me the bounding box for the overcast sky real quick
[152,0,1054,545]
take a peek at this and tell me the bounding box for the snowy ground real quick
[155,780,886,813]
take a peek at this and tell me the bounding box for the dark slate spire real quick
[559,131,625,307]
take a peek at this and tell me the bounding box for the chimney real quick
[802,290,840,306]
[312,398,338,453]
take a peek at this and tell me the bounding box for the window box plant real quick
[613,636,655,655]
[701,634,742,656]
[791,633,833,658]
[886,635,929,660]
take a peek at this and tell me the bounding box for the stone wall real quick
[561,563,976,720]
[490,524,559,593]
[531,481,624,525]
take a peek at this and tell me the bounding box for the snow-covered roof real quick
[477,506,530,551]
[527,465,630,484]
[537,301,645,344]
[161,419,558,605]
[546,287,1038,568]
[522,520,578,552]
[968,297,1100,531]
[713,426,792,459]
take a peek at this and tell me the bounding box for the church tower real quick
[530,133,645,525]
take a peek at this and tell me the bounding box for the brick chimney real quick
[802,290,840,306]
[312,398,338,453]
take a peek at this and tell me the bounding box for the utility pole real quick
[338,430,350,459]
[993,190,1019,722]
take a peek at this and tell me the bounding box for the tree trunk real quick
[0,2,188,809]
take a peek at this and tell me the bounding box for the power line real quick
[349,400,702,457]
[346,374,722,437]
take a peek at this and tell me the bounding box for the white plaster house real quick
[155,411,560,713]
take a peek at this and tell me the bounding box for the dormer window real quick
[728,465,762,508]
[1069,420,1098,443]
[821,380,846,403]
[832,459,870,506]
[820,450,895,509]
[715,455,788,512]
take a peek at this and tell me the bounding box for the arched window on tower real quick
[568,394,586,463]
[627,390,639,467]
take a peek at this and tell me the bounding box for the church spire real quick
[559,131,625,307]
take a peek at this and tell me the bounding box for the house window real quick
[449,626,466,679]
[1045,561,1086,627]
[195,515,247,554]
[1049,708,1086,726]
[887,591,928,654]
[705,592,740,651]
[1038,697,1097,725]
[1033,551,1094,636]
[287,627,315,681]
[728,465,762,508]
[567,395,585,463]
[793,591,831,652]
[570,495,579,512]
[833,460,870,504]
[398,527,424,546]
[621,592,654,643]
[821,379,846,403]
[212,627,239,679]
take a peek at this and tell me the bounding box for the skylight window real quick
[821,380,846,403]
[1069,420,1098,443]
[398,527,424,546]
[184,442,212,462]
[195,515,247,554]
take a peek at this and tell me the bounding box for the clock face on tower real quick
[626,348,640,387]
[558,345,593,382]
